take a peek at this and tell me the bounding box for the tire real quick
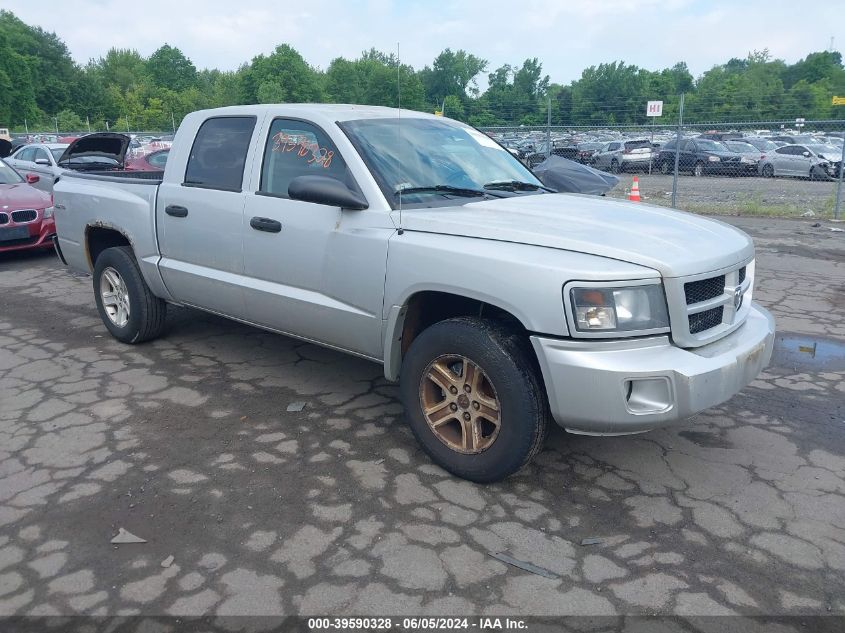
[659,160,671,175]
[399,317,549,483]
[693,161,705,177]
[762,164,774,178]
[93,246,166,344]
[610,159,620,174]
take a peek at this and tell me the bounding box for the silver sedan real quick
[5,143,69,193]
[758,144,841,180]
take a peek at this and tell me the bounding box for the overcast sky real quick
[5,0,843,88]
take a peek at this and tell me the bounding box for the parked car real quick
[0,158,55,254]
[53,104,774,483]
[722,140,764,175]
[524,140,578,168]
[697,132,745,141]
[759,144,842,179]
[574,142,604,164]
[656,138,744,176]
[591,139,655,173]
[7,134,131,193]
[6,143,69,193]
[768,134,825,145]
[125,148,170,171]
[740,136,781,154]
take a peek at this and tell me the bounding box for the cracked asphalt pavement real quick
[0,216,843,619]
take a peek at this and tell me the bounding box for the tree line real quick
[2,9,844,133]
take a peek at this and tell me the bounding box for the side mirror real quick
[35,158,50,166]
[802,151,811,157]
[288,175,368,210]
[25,173,40,184]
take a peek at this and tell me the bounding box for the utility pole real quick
[671,93,685,209]
[54,117,59,134]
[24,118,28,134]
[171,111,176,133]
[546,95,552,159]
[86,116,91,133]
[835,133,844,220]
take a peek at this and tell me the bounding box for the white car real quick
[6,143,69,193]
[759,144,841,180]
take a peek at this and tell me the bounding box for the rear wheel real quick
[93,246,166,344]
[762,163,774,178]
[693,161,705,177]
[659,160,671,175]
[399,317,549,483]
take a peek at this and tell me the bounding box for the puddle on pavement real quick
[772,334,845,371]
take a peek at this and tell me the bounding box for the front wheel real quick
[762,164,774,178]
[693,161,705,177]
[610,159,620,174]
[93,246,166,344]
[399,317,549,483]
[659,160,671,175]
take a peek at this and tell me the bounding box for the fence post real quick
[671,93,685,209]
[546,95,552,159]
[835,133,844,220]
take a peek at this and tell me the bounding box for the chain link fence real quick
[480,119,845,220]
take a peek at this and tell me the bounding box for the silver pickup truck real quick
[52,104,775,482]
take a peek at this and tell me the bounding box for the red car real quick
[0,159,55,254]
[125,148,170,171]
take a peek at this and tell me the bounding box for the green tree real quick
[420,49,487,105]
[146,44,197,91]
[241,44,323,103]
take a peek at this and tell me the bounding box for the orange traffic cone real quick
[628,176,641,202]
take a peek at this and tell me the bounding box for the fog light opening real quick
[624,377,673,415]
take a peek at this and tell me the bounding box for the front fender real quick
[382,231,658,380]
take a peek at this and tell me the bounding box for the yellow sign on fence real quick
[833,96,845,105]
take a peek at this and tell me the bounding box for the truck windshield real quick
[340,117,544,208]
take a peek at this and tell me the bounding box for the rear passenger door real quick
[156,115,261,318]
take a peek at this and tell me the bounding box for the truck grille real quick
[11,209,37,223]
[684,275,725,305]
[689,307,724,334]
[664,259,754,347]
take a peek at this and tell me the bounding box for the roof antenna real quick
[397,41,403,233]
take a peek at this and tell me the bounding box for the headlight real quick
[740,156,754,164]
[43,206,55,218]
[708,156,720,162]
[567,283,670,336]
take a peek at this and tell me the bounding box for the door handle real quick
[165,205,189,217]
[250,217,282,233]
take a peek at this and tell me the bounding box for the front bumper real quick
[0,218,56,253]
[531,302,775,435]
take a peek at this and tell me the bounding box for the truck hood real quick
[397,193,754,278]
[57,133,130,169]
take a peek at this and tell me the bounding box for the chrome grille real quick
[0,212,8,225]
[12,209,37,223]
[664,259,754,348]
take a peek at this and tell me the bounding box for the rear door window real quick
[624,140,651,150]
[184,116,256,191]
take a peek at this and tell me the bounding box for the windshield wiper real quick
[483,180,556,193]
[394,185,489,198]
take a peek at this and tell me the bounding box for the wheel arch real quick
[383,289,535,381]
[85,223,133,271]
